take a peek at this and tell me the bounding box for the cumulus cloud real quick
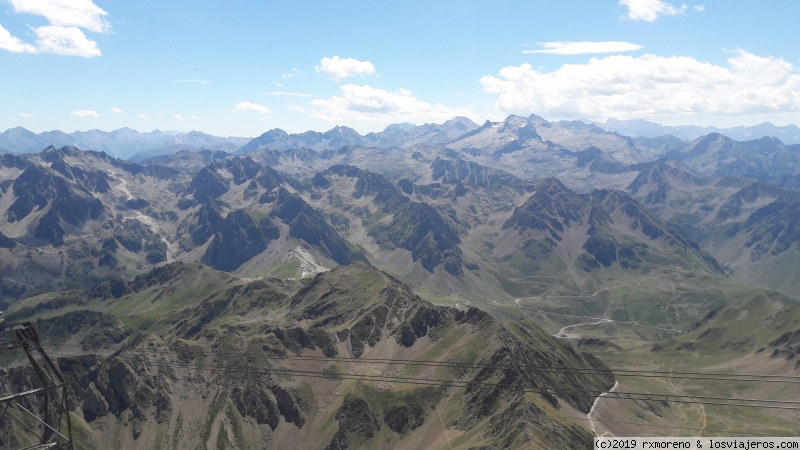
[112,107,122,113]
[71,109,99,118]
[19,112,31,118]
[136,114,149,120]
[694,5,705,11]
[316,56,376,81]
[619,0,685,21]
[307,84,473,123]
[480,50,800,122]
[524,41,643,55]
[231,101,271,114]
[0,24,37,53]
[1,0,108,57]
[33,26,101,57]
[9,0,111,33]
[174,114,184,120]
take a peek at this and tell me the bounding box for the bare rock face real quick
[82,382,109,422]
[317,165,463,275]
[94,359,137,416]
[231,385,280,430]
[383,400,426,434]
[325,398,381,449]
[503,177,720,275]
[271,187,366,265]
[201,209,280,271]
[7,163,104,247]
[431,156,520,187]
[186,166,228,202]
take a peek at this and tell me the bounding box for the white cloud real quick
[308,84,473,123]
[0,24,101,57]
[231,101,271,114]
[136,114,149,120]
[174,79,210,85]
[19,112,31,118]
[281,68,305,79]
[33,25,101,57]
[1,0,108,57]
[264,91,315,97]
[316,56,376,81]
[480,50,800,122]
[0,24,37,53]
[524,41,643,55]
[190,115,198,120]
[694,5,705,11]
[174,114,185,120]
[112,107,123,113]
[619,0,685,21]
[8,0,111,33]
[71,109,99,118]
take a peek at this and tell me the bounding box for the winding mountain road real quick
[588,380,620,437]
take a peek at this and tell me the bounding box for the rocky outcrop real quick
[111,215,167,264]
[503,178,583,233]
[231,385,281,430]
[186,166,228,202]
[318,165,464,275]
[504,177,720,274]
[370,202,463,275]
[201,209,280,271]
[7,164,104,246]
[271,188,366,265]
[177,199,224,250]
[431,156,520,187]
[325,398,381,449]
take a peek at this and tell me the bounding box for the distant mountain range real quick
[0,126,249,160]
[595,118,800,145]
[3,115,800,162]
[237,116,480,153]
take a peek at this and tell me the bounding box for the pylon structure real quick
[0,315,74,450]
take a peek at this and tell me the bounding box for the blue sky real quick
[2,0,799,137]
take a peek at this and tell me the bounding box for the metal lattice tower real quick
[0,316,74,450]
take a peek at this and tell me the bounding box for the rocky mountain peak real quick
[500,114,530,129]
[503,177,584,233]
[442,116,478,131]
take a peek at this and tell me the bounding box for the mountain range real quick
[0,126,249,160]
[595,118,800,145]
[2,113,800,447]
[2,114,799,305]
[4,114,800,162]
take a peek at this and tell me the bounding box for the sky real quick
[1,0,800,137]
